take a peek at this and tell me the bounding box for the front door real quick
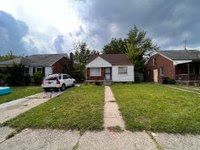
[105,68,111,80]
[153,69,158,83]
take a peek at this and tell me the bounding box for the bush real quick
[33,72,43,85]
[95,81,101,86]
[24,74,31,86]
[162,77,176,84]
[5,64,28,86]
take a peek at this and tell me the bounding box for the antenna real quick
[184,39,187,50]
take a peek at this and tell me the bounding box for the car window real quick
[63,75,68,79]
[67,75,71,78]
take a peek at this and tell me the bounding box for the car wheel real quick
[60,84,66,91]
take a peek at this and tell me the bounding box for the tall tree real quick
[73,42,99,82]
[103,38,126,54]
[125,26,158,72]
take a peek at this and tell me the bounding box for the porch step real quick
[103,81,112,86]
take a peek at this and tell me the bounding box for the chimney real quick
[70,52,73,62]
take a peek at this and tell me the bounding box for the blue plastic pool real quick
[0,87,12,96]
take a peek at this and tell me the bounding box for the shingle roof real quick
[87,54,133,65]
[159,50,200,60]
[28,54,68,67]
[0,57,31,67]
[0,54,68,67]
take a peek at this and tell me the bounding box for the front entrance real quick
[153,69,158,83]
[105,68,111,80]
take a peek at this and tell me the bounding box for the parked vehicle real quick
[42,74,76,92]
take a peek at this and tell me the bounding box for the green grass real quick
[0,86,42,104]
[112,83,200,134]
[170,84,200,93]
[4,85,104,132]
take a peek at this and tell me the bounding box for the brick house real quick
[0,54,73,77]
[85,54,134,82]
[146,50,200,84]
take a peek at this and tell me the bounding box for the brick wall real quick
[146,53,175,83]
[52,57,68,74]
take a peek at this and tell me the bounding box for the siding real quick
[86,57,112,68]
[45,67,52,76]
[112,66,134,82]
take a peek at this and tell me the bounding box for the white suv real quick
[42,74,76,91]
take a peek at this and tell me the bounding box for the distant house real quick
[85,54,134,82]
[0,54,73,77]
[146,50,200,84]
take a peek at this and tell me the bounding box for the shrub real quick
[5,64,28,86]
[33,72,43,85]
[162,77,176,84]
[24,74,31,86]
[95,81,101,86]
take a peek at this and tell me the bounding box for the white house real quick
[86,54,134,82]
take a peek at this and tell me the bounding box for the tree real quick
[73,42,99,82]
[103,38,126,54]
[125,26,158,72]
[0,51,16,62]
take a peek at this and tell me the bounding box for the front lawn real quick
[0,86,42,104]
[5,85,104,132]
[112,83,200,134]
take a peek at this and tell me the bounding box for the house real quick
[85,54,134,82]
[146,50,200,85]
[0,53,73,77]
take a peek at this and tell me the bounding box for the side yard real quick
[0,86,42,104]
[112,83,200,134]
[4,85,104,132]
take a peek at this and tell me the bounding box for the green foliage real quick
[103,25,158,72]
[0,51,16,62]
[103,38,126,54]
[5,85,104,132]
[5,63,30,86]
[112,83,200,134]
[73,42,99,82]
[33,72,44,85]
[162,77,176,84]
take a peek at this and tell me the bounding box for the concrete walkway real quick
[104,86,125,130]
[0,92,61,123]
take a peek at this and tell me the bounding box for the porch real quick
[175,61,200,85]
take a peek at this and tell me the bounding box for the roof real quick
[87,54,133,65]
[0,54,68,67]
[159,50,200,60]
[0,57,31,67]
[27,54,68,67]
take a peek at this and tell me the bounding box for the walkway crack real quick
[146,131,163,150]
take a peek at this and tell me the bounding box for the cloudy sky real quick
[0,0,200,55]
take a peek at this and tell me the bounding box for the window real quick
[90,68,101,76]
[153,58,156,66]
[160,67,164,76]
[63,75,68,79]
[118,67,127,75]
[36,67,42,72]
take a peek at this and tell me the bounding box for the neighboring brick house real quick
[146,50,200,84]
[0,54,73,77]
[85,54,134,82]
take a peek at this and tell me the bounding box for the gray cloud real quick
[80,0,200,50]
[0,11,29,55]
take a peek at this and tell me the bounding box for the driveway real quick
[0,91,61,124]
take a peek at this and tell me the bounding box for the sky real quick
[0,0,200,55]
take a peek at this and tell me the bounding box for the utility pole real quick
[184,39,187,50]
